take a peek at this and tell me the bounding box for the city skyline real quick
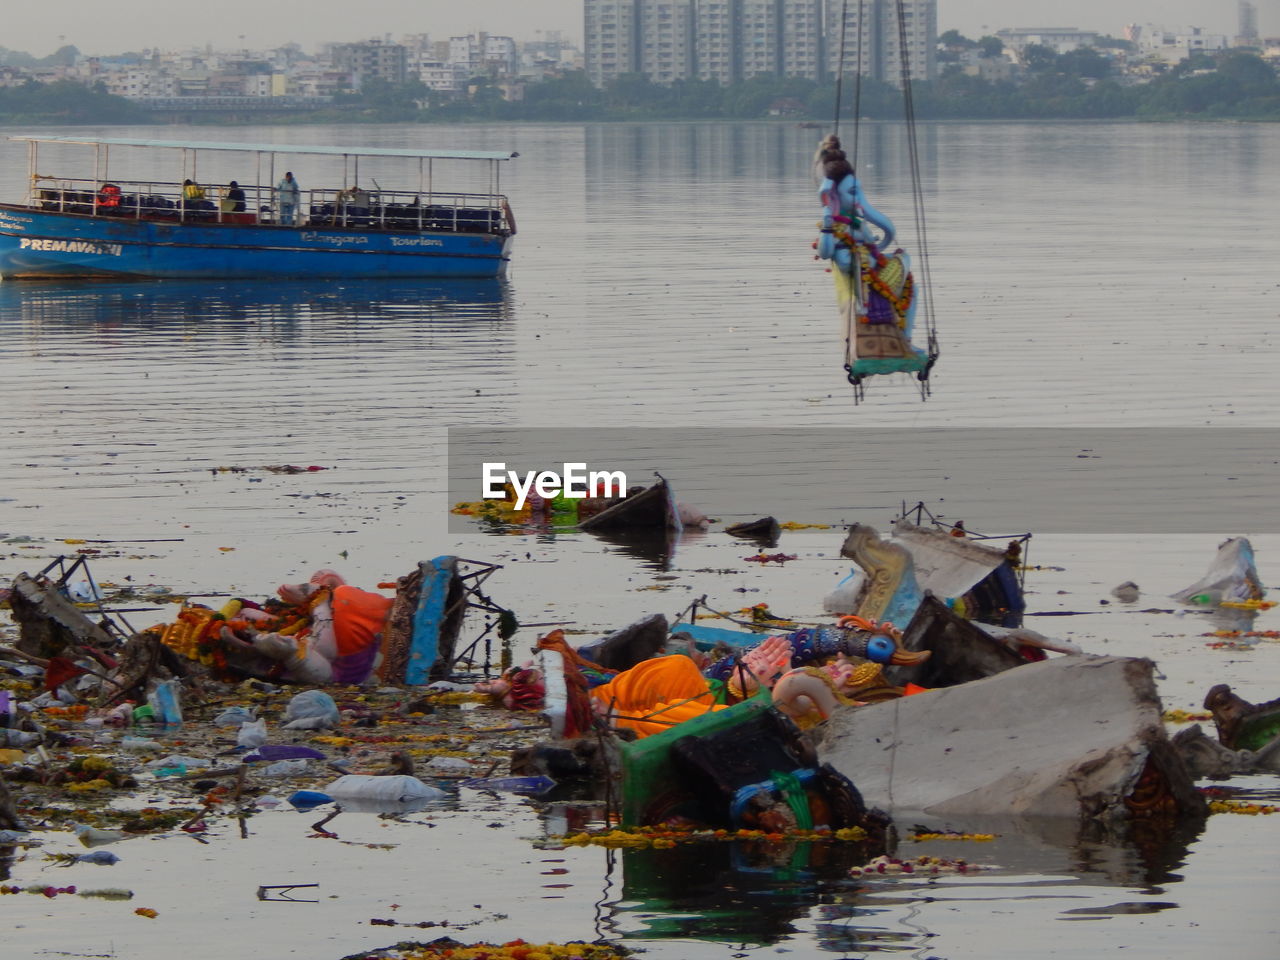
[2,1,1267,58]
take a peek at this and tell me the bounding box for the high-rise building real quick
[781,0,825,81]
[583,0,934,88]
[881,0,935,85]
[1238,1,1260,41]
[585,0,641,86]
[639,0,696,84]
[694,0,738,83]
[740,0,782,78]
[737,1,826,81]
[826,0,934,87]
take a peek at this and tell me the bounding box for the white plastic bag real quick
[823,568,866,614]
[214,706,257,726]
[237,718,268,748]
[322,774,445,812]
[282,690,340,730]
[262,759,311,777]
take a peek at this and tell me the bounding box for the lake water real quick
[1,120,1278,959]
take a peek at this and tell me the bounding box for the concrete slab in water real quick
[817,654,1203,820]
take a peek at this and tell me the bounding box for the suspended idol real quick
[814,139,935,396]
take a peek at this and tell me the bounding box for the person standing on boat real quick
[276,171,301,226]
[220,180,246,215]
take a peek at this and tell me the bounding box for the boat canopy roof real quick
[8,135,516,162]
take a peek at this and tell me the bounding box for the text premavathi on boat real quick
[0,136,517,280]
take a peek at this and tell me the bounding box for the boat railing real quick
[27,177,510,235]
[305,187,508,234]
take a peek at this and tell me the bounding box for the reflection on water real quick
[539,801,1207,953]
[0,276,516,552]
[0,276,511,331]
[583,121,938,198]
[615,837,877,944]
[1,120,1278,960]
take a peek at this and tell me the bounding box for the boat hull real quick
[0,205,510,279]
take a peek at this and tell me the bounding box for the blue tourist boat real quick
[0,136,516,280]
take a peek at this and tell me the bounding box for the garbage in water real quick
[324,774,447,806]
[241,745,326,763]
[0,514,1273,956]
[1172,538,1268,608]
[282,690,340,729]
[286,790,335,812]
[458,776,556,796]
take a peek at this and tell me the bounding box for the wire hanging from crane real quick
[892,0,939,396]
[832,0,850,139]
[852,1,865,174]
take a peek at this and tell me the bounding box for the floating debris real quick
[1207,800,1279,816]
[346,940,630,960]
[1,884,132,900]
[1163,709,1214,724]
[851,855,984,877]
[557,825,868,849]
[1110,581,1141,602]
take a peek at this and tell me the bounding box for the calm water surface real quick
[1,121,1278,959]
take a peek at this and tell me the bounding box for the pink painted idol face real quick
[309,569,346,589]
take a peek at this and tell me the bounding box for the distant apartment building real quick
[826,0,935,86]
[103,69,180,99]
[695,0,737,83]
[738,0,824,81]
[782,0,824,80]
[585,0,932,88]
[289,66,352,97]
[448,33,519,79]
[414,58,458,93]
[1237,1,1260,44]
[639,0,696,84]
[994,27,1101,55]
[522,30,581,72]
[740,0,782,77]
[879,0,935,85]
[329,39,407,86]
[1131,24,1229,63]
[585,0,643,85]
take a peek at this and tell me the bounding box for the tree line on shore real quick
[1,46,1277,124]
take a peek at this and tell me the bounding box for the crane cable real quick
[852,0,865,175]
[893,0,940,394]
[832,0,849,138]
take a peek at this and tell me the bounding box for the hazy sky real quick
[2,1,1271,58]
